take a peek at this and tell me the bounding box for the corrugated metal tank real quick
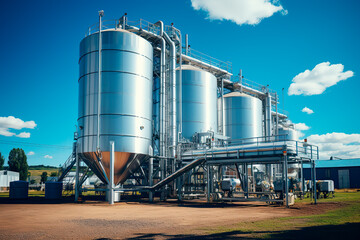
[221,92,263,141]
[78,29,153,185]
[177,65,218,140]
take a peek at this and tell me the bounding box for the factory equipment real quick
[77,28,153,185]
[60,12,319,207]
[221,178,240,197]
[221,92,263,143]
[317,180,335,198]
[177,65,218,140]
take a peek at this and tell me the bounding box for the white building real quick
[0,170,20,189]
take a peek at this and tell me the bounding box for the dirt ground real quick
[0,199,343,240]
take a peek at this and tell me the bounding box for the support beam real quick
[312,160,317,204]
[109,141,115,204]
[74,144,80,202]
[284,154,289,208]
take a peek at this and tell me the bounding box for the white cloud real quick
[0,116,36,138]
[44,155,53,159]
[307,133,360,159]
[17,132,30,138]
[288,62,354,96]
[27,151,35,156]
[191,0,286,26]
[293,123,310,138]
[302,107,314,114]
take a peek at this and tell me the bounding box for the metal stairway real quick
[58,154,76,182]
[149,157,206,190]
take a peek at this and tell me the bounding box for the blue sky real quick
[0,0,359,165]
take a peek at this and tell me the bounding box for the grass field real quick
[29,169,59,177]
[206,191,360,239]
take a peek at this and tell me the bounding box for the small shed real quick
[304,158,360,189]
[0,170,20,189]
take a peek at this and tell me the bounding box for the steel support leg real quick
[75,145,80,202]
[109,141,115,204]
[284,155,289,208]
[312,161,317,204]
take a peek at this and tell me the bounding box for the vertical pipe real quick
[109,141,115,204]
[149,146,154,202]
[301,160,304,199]
[185,34,188,55]
[97,10,104,152]
[239,69,243,93]
[275,92,279,136]
[178,30,183,141]
[284,154,289,208]
[312,161,317,204]
[221,78,224,136]
[154,21,166,157]
[265,92,272,141]
[206,164,210,202]
[163,32,177,158]
[75,143,79,202]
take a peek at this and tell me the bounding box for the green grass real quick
[207,191,360,239]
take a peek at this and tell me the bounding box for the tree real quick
[50,171,57,177]
[0,152,4,170]
[41,172,48,183]
[8,148,28,180]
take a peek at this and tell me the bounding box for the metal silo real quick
[177,65,218,140]
[222,92,263,142]
[278,127,298,141]
[78,29,153,185]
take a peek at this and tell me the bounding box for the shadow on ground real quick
[94,222,360,240]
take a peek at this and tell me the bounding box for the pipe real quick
[163,31,177,158]
[221,78,224,136]
[178,28,183,140]
[154,21,166,157]
[265,92,272,141]
[97,10,104,153]
[275,92,279,135]
[185,34,189,55]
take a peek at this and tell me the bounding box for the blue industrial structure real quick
[304,159,360,189]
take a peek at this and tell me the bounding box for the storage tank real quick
[277,127,298,141]
[177,65,218,140]
[45,182,63,199]
[221,92,263,142]
[78,29,153,185]
[9,181,28,199]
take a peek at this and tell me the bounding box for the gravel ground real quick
[0,199,339,240]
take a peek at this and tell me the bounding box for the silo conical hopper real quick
[77,29,153,185]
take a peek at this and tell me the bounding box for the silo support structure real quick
[163,32,177,158]
[109,141,115,205]
[265,92,272,140]
[75,145,80,202]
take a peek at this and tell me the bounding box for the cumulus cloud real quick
[17,132,30,138]
[302,107,314,114]
[293,123,310,138]
[44,155,53,159]
[191,0,286,26]
[0,116,36,138]
[27,151,35,156]
[307,133,360,159]
[288,62,354,96]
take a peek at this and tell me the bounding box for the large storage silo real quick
[221,92,263,141]
[177,65,218,140]
[78,29,153,185]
